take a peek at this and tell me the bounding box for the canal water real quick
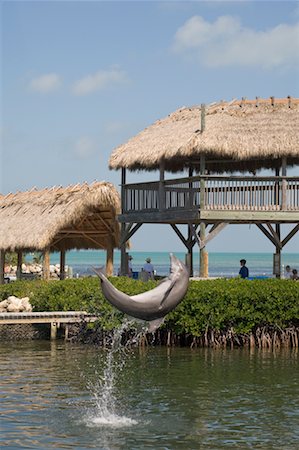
[0,341,298,449]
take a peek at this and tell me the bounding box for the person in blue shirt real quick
[239,259,249,279]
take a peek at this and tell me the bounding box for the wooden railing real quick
[122,176,299,214]
[204,176,299,211]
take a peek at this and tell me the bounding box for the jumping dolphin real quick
[95,254,189,332]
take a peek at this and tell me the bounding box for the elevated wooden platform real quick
[119,175,299,224]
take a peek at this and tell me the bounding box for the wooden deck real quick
[119,175,299,224]
[0,311,98,339]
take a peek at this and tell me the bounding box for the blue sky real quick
[1,1,299,254]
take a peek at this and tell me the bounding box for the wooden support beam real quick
[201,223,227,248]
[170,224,188,248]
[60,249,66,280]
[281,157,287,210]
[120,223,127,276]
[0,251,5,285]
[200,223,208,278]
[16,250,22,281]
[81,233,105,249]
[120,169,127,276]
[256,224,279,248]
[43,248,50,280]
[121,168,126,210]
[120,223,142,246]
[189,223,201,247]
[281,224,299,248]
[187,223,193,276]
[65,324,69,341]
[96,214,115,234]
[159,160,165,211]
[58,230,109,236]
[199,152,208,278]
[266,224,282,248]
[51,322,57,340]
[275,224,281,278]
[106,239,114,277]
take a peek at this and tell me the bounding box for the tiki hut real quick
[0,181,121,282]
[109,97,299,278]
[109,97,299,173]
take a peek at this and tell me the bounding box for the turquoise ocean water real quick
[47,250,298,278]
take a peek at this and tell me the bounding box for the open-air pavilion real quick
[0,181,121,283]
[109,97,299,278]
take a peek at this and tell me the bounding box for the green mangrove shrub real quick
[0,277,298,345]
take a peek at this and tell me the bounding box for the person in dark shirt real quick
[239,259,249,279]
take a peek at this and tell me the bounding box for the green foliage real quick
[31,252,43,264]
[0,277,298,335]
[167,278,299,335]
[4,252,25,266]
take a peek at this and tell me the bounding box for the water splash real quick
[85,319,145,428]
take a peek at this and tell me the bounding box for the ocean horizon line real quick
[34,250,298,278]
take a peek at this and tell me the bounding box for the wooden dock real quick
[0,311,98,340]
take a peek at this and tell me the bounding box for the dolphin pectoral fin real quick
[159,278,177,307]
[147,317,165,333]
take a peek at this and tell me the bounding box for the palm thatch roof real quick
[109,97,299,173]
[0,182,121,253]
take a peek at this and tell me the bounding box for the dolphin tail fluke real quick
[147,317,165,333]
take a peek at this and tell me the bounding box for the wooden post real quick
[274,224,281,278]
[187,224,194,277]
[60,249,66,280]
[281,157,287,210]
[187,167,194,276]
[16,250,22,281]
[51,322,57,340]
[106,240,114,276]
[159,160,165,211]
[199,153,208,277]
[120,168,127,276]
[0,250,5,285]
[43,248,50,280]
[202,251,209,278]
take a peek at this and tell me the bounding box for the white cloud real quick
[173,15,299,69]
[74,137,96,159]
[29,73,62,93]
[72,68,127,95]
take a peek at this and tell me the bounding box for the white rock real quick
[7,297,23,312]
[21,297,32,312]
[0,299,9,312]
[1,295,33,313]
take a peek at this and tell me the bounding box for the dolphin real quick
[94,254,189,332]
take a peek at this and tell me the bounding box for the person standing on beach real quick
[239,259,249,279]
[143,257,155,280]
[285,265,292,279]
[291,269,298,280]
[128,255,133,278]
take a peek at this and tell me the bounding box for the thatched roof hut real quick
[109,97,299,173]
[0,181,121,253]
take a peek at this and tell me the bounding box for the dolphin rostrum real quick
[95,254,189,332]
